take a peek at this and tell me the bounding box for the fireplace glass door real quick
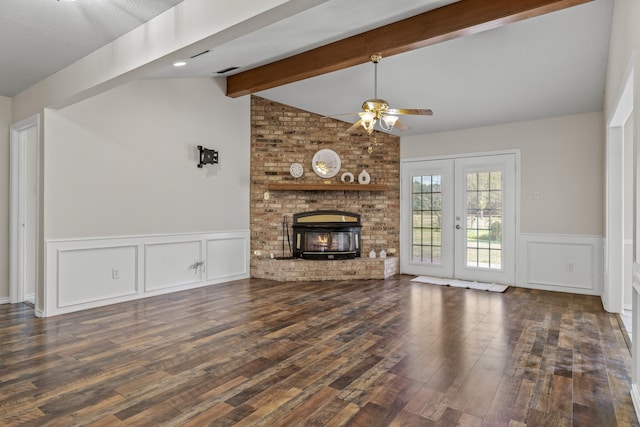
[306,231,354,252]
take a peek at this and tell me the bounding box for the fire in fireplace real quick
[292,211,362,260]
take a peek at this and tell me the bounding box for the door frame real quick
[9,114,41,307]
[400,149,521,281]
[605,54,635,315]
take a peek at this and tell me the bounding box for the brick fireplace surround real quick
[250,96,400,281]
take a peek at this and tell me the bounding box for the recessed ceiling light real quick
[173,61,187,67]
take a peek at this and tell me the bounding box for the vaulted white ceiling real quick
[1,0,613,136]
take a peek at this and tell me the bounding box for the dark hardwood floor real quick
[0,275,637,426]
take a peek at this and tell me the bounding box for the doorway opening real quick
[9,114,40,313]
[605,59,634,324]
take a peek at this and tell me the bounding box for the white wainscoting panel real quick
[207,238,248,281]
[517,233,603,295]
[145,240,202,291]
[45,231,249,317]
[58,245,138,307]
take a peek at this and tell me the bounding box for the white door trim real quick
[9,114,41,307]
[605,53,635,314]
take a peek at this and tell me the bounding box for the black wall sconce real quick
[197,146,219,168]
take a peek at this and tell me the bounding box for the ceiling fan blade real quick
[386,108,433,116]
[346,120,363,133]
[393,119,410,131]
[322,112,360,119]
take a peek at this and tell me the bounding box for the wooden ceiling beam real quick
[226,0,593,98]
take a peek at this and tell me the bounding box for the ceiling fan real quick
[345,54,433,135]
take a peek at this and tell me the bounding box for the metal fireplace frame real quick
[292,211,362,260]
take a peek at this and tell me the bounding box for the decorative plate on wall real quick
[289,163,304,178]
[312,149,341,178]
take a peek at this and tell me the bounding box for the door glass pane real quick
[466,171,502,269]
[412,174,442,264]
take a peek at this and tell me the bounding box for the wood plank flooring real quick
[0,275,637,426]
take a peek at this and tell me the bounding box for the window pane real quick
[467,248,478,267]
[412,245,422,262]
[432,193,442,210]
[467,192,478,210]
[411,174,443,265]
[422,194,432,210]
[489,191,501,210]
[422,175,432,190]
[432,229,442,245]
[422,245,432,263]
[431,175,441,191]
[479,191,490,210]
[432,247,442,264]
[467,173,476,191]
[478,172,490,191]
[467,229,479,245]
[477,249,490,268]
[489,249,502,269]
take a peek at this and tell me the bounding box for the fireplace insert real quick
[292,211,362,260]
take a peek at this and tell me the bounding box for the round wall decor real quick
[312,149,341,178]
[289,163,304,178]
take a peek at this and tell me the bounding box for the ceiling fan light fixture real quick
[340,53,432,136]
[359,111,376,133]
[381,115,399,130]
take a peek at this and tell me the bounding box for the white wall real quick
[401,112,605,295]
[0,96,11,302]
[401,112,604,235]
[40,77,251,316]
[44,78,250,238]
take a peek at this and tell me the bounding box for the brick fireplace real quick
[250,96,400,280]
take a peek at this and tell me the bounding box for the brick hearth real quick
[252,257,399,281]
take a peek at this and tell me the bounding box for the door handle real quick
[456,225,461,229]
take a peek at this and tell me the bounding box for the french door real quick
[400,154,516,284]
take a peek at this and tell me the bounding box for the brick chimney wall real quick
[250,96,400,263]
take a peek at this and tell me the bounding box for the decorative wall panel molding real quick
[58,245,138,307]
[207,238,248,281]
[145,240,203,291]
[45,231,249,317]
[517,233,603,295]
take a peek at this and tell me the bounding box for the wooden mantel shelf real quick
[267,183,388,192]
